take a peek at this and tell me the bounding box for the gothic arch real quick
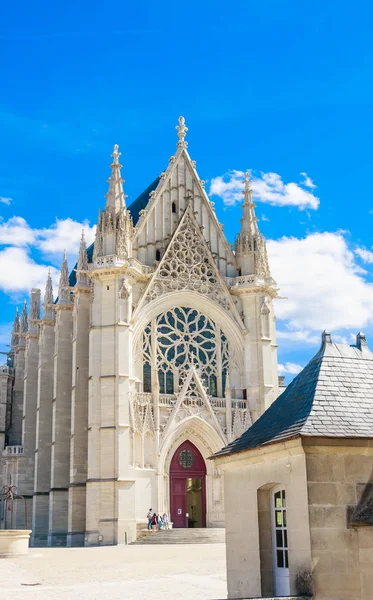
[158,416,225,521]
[132,290,245,365]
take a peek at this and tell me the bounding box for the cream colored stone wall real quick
[215,439,312,599]
[304,440,373,600]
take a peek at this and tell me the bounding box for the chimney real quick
[356,332,368,351]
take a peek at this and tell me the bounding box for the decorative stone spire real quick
[176,116,188,148]
[235,172,270,278]
[20,299,28,333]
[58,251,71,304]
[43,270,54,320]
[30,288,41,321]
[77,230,89,286]
[93,146,134,262]
[105,144,127,212]
[11,306,20,347]
[44,269,54,305]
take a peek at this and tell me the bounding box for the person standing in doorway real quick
[147,509,153,530]
[162,513,169,530]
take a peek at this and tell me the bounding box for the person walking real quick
[151,512,157,531]
[162,513,169,530]
[147,508,153,530]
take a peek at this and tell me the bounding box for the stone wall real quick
[304,439,373,600]
[217,438,312,599]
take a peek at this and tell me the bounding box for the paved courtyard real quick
[1,543,227,600]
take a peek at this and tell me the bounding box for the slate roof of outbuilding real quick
[213,331,373,458]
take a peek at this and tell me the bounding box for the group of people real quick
[147,509,170,531]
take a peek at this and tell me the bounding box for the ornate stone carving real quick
[131,392,155,435]
[143,207,232,311]
[118,278,130,300]
[140,307,229,398]
[176,115,188,148]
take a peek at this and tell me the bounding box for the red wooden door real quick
[170,478,187,528]
[170,440,207,528]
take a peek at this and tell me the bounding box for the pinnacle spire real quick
[234,171,270,278]
[176,116,188,148]
[77,230,89,286]
[78,230,88,271]
[241,172,259,237]
[11,306,20,347]
[105,144,127,211]
[20,299,28,333]
[58,251,70,303]
[44,269,54,306]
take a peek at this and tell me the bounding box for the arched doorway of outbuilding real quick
[169,440,207,528]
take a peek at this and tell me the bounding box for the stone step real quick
[132,527,226,545]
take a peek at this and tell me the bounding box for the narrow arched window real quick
[172,201,176,214]
[155,249,161,262]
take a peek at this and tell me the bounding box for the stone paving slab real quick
[0,543,227,600]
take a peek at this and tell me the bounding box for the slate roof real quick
[67,177,159,287]
[213,331,373,458]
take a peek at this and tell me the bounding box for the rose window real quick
[141,307,229,397]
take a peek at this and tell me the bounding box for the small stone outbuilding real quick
[212,331,373,600]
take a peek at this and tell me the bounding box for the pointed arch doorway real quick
[170,440,207,528]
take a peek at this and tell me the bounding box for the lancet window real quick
[141,307,229,397]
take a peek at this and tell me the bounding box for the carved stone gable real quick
[136,205,241,321]
[160,367,226,446]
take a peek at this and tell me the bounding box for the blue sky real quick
[1,0,373,379]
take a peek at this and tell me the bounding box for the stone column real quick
[67,286,90,546]
[85,273,135,546]
[0,366,13,451]
[32,315,55,546]
[16,290,40,528]
[7,346,25,446]
[48,303,73,546]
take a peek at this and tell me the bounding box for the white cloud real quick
[0,216,35,246]
[278,362,303,375]
[0,246,59,293]
[37,218,96,257]
[0,216,96,295]
[300,172,316,189]
[210,170,319,210]
[269,232,373,332]
[0,196,12,205]
[355,247,373,264]
[276,329,320,345]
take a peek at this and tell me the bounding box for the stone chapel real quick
[0,117,280,546]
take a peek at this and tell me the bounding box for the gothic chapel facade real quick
[0,117,280,545]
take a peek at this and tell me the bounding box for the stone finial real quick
[356,332,368,350]
[176,116,188,148]
[77,230,89,286]
[44,269,54,306]
[78,230,88,271]
[58,250,70,303]
[11,306,20,347]
[244,171,252,195]
[30,288,41,321]
[321,330,332,345]
[112,144,120,164]
[20,299,28,333]
[43,270,54,320]
[105,144,127,212]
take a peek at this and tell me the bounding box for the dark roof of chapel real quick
[68,177,159,287]
[213,331,373,458]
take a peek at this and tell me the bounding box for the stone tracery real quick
[144,208,231,311]
[140,306,229,398]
